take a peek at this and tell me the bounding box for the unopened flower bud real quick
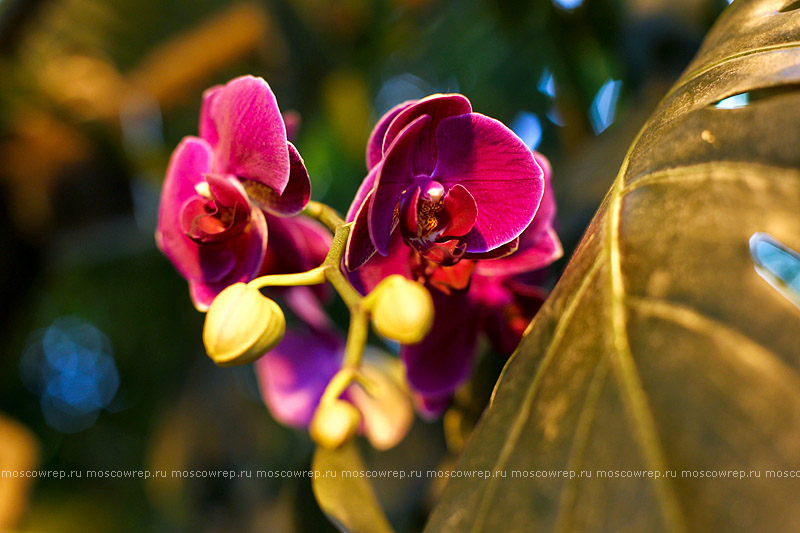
[310,400,361,449]
[367,275,434,344]
[203,282,285,367]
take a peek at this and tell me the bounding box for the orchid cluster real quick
[156,75,562,450]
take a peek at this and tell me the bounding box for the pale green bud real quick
[367,275,434,344]
[203,282,285,367]
[310,399,361,449]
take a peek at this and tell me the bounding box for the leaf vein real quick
[670,42,800,101]
[621,162,800,196]
[606,144,686,532]
[554,359,609,533]
[627,295,800,391]
[468,256,604,533]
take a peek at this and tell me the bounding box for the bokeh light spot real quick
[21,317,120,433]
[590,79,622,134]
[511,112,543,150]
[553,0,583,11]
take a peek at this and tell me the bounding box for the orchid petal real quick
[432,113,543,253]
[414,393,453,420]
[383,94,472,174]
[473,154,561,276]
[346,163,381,223]
[369,114,430,255]
[463,237,519,262]
[156,137,215,282]
[188,174,256,264]
[481,280,547,356]
[255,330,343,427]
[283,110,301,141]
[242,142,311,216]
[402,289,480,397]
[199,84,223,148]
[283,286,333,331]
[205,173,251,209]
[440,184,477,237]
[425,259,475,294]
[261,212,331,275]
[418,239,467,265]
[345,189,379,271]
[208,75,290,193]
[366,100,414,170]
[347,232,414,294]
[524,152,556,238]
[399,185,421,236]
[186,204,268,310]
[258,214,331,328]
[474,227,562,276]
[179,197,230,243]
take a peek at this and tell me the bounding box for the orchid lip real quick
[182,199,247,244]
[396,180,478,266]
[179,180,250,244]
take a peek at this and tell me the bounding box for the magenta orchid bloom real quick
[156,76,311,310]
[255,328,343,428]
[345,94,544,270]
[349,153,561,416]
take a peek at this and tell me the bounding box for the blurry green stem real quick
[258,202,370,403]
[317,222,370,399]
[320,368,356,404]
[322,223,362,310]
[343,309,369,369]
[303,200,345,233]
[248,266,328,289]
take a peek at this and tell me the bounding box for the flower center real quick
[180,178,249,244]
[415,181,445,237]
[397,181,478,266]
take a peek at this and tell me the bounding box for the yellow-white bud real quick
[310,400,361,449]
[367,275,434,344]
[348,351,414,450]
[202,282,285,367]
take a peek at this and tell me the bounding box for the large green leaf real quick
[425,1,800,531]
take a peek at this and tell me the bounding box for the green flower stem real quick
[263,203,371,404]
[322,223,363,310]
[247,265,329,289]
[342,308,369,369]
[303,200,345,233]
[317,222,371,400]
[320,368,356,405]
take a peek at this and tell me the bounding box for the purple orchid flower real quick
[345,94,544,270]
[255,328,343,428]
[156,76,311,310]
[255,328,413,449]
[349,153,561,417]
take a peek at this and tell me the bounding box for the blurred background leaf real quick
[0,413,38,529]
[425,0,800,531]
[312,442,394,533]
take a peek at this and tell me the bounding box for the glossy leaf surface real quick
[425,1,800,531]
